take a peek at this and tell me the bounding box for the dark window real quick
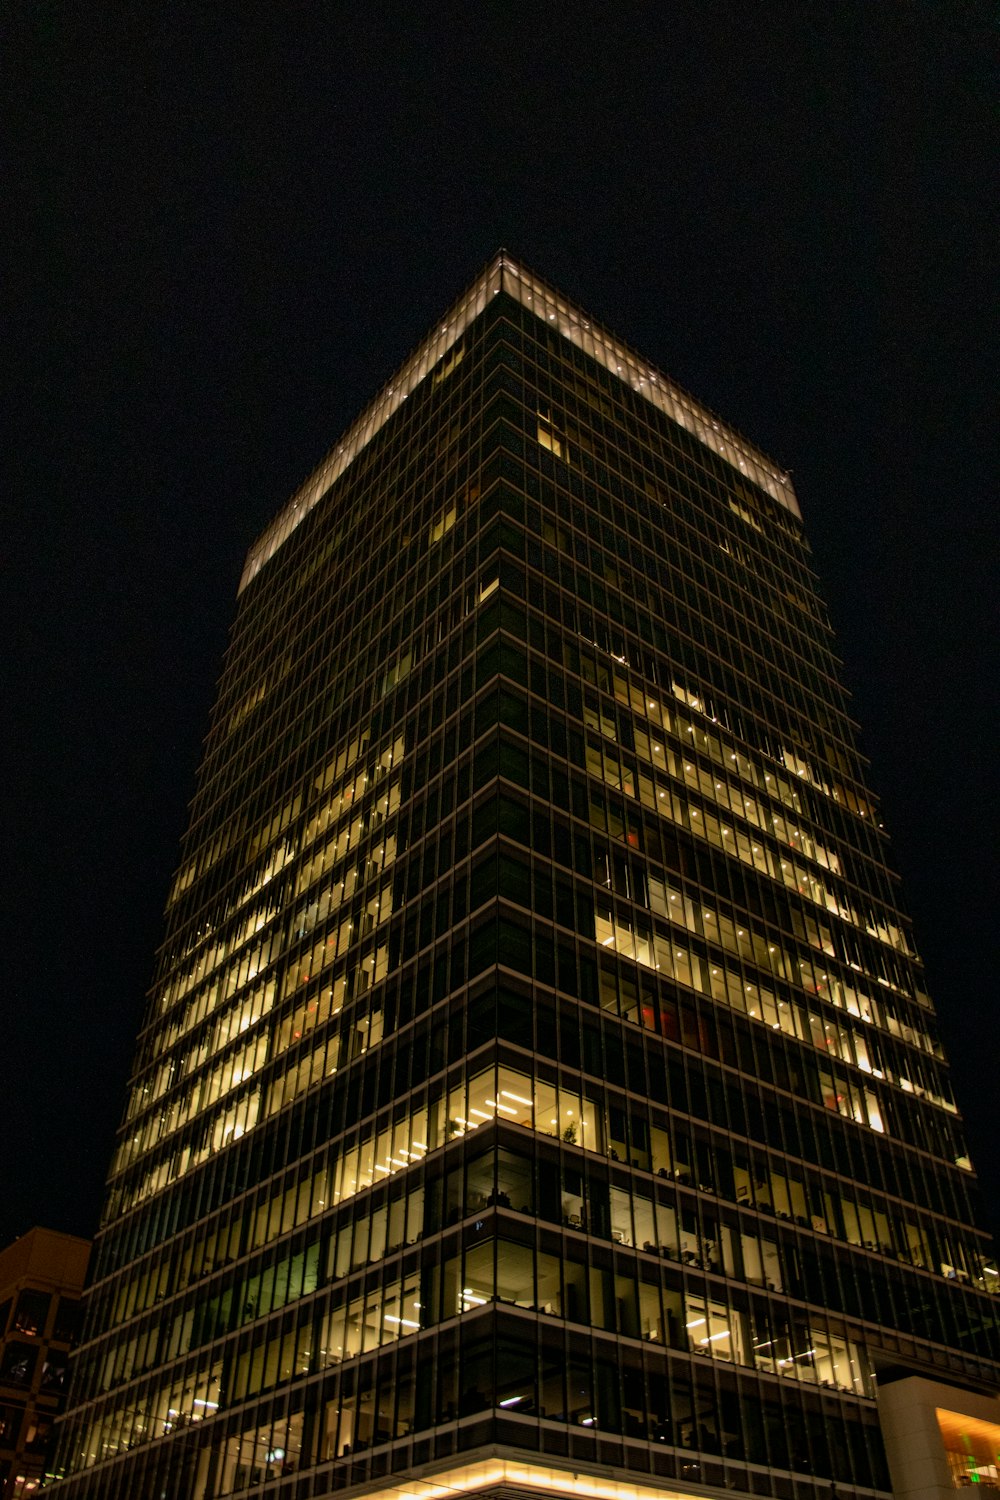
[26,1414,52,1452]
[52,1297,82,1344]
[40,1352,68,1392]
[0,1343,37,1388]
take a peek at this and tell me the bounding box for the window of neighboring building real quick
[9,1474,41,1498]
[13,1292,49,1338]
[0,1344,37,1388]
[51,1298,81,1344]
[40,1352,68,1392]
[23,1414,51,1453]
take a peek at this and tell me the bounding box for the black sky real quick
[3,1,997,1249]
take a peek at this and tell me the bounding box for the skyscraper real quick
[52,254,1000,1497]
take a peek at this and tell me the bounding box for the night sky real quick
[4,3,997,1251]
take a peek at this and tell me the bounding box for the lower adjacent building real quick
[49,255,1000,1497]
[0,1228,88,1499]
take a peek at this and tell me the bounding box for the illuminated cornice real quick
[239,252,799,594]
[336,1456,743,1500]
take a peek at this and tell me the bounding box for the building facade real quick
[0,1228,88,1498]
[51,256,1000,1497]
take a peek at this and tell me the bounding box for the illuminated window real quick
[536,414,565,459]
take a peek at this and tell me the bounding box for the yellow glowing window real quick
[937,1406,1000,1486]
[536,415,564,458]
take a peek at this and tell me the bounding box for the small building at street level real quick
[0,1227,88,1498]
